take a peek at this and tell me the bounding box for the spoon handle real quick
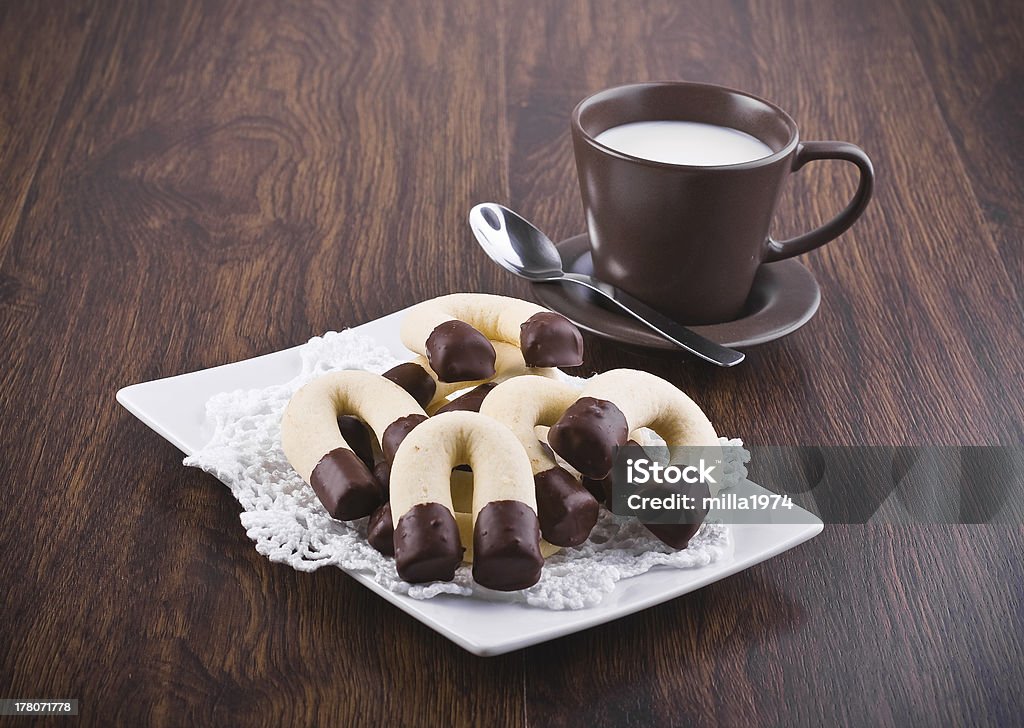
[557,273,745,367]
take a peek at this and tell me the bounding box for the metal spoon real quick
[469,203,745,367]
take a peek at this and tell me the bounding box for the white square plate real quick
[117,306,823,656]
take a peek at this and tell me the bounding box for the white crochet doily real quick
[184,330,748,610]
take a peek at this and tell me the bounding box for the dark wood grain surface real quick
[1,1,1021,726]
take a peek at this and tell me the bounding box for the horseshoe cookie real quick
[548,369,719,479]
[389,411,544,590]
[399,294,584,383]
[366,469,562,562]
[547,370,720,549]
[281,371,428,520]
[383,340,561,410]
[479,377,600,546]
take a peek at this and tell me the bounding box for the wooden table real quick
[2,0,1021,725]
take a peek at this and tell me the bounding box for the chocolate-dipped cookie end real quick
[644,522,702,550]
[548,397,629,479]
[520,312,584,368]
[310,447,382,520]
[372,460,392,500]
[382,362,437,409]
[367,502,395,556]
[394,502,464,583]
[381,414,429,462]
[337,415,376,471]
[534,467,600,546]
[472,500,544,591]
[425,320,496,383]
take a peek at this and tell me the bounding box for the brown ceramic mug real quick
[571,82,874,325]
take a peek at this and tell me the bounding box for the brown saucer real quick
[531,234,821,350]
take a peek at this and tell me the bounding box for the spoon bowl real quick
[469,203,564,281]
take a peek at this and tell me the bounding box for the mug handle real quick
[763,141,874,263]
